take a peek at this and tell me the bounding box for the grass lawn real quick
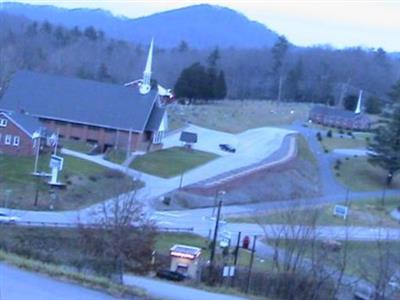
[265,238,400,281]
[130,147,219,178]
[227,197,400,227]
[321,136,367,151]
[168,100,311,132]
[0,153,140,210]
[104,149,127,165]
[335,157,400,191]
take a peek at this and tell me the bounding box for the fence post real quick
[245,235,257,293]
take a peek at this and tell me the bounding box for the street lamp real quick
[212,190,225,217]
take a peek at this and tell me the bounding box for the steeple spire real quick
[355,90,363,114]
[140,38,154,95]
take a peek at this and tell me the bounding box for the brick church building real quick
[0,42,170,156]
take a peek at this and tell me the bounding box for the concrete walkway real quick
[124,274,248,300]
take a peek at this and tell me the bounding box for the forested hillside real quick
[1,3,280,48]
[0,12,399,101]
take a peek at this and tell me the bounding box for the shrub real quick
[365,96,382,114]
[316,132,322,141]
[103,170,124,179]
[162,196,171,206]
[89,175,98,182]
[326,130,332,138]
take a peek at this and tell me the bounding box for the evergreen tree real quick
[368,105,400,186]
[365,96,382,114]
[41,21,52,34]
[84,26,98,41]
[174,62,208,102]
[97,63,113,82]
[207,47,220,69]
[285,58,303,101]
[271,35,289,100]
[205,67,217,100]
[25,22,38,37]
[388,80,400,103]
[178,40,189,52]
[271,35,289,75]
[343,95,358,111]
[215,70,227,99]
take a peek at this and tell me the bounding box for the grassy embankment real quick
[228,197,400,227]
[334,157,400,192]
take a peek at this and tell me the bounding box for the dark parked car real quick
[156,269,186,281]
[219,144,236,153]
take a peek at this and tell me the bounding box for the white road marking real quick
[154,212,186,218]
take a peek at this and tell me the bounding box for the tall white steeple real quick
[140,38,154,95]
[355,90,363,114]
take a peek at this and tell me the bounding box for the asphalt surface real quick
[124,274,247,300]
[0,263,125,300]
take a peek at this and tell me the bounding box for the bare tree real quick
[79,183,156,283]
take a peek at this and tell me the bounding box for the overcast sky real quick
[4,0,400,51]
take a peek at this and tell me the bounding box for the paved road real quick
[2,124,399,242]
[124,274,247,300]
[0,263,127,300]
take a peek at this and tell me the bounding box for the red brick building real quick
[0,112,42,155]
[309,105,371,131]
[0,71,168,153]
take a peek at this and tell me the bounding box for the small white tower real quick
[140,38,154,95]
[355,90,363,114]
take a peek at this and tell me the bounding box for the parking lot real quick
[162,125,295,183]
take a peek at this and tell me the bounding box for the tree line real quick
[1,13,400,104]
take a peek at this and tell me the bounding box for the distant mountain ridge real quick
[0,2,280,48]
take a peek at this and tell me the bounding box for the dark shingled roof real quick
[180,131,198,143]
[0,71,162,133]
[145,105,166,131]
[0,111,42,137]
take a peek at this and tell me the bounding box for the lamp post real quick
[209,199,223,269]
[212,190,225,218]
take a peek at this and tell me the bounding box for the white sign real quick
[219,231,232,248]
[49,155,64,171]
[223,266,235,277]
[333,205,348,220]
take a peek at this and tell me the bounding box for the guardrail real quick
[1,221,194,232]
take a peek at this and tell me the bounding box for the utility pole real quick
[209,200,223,268]
[33,135,41,174]
[212,190,225,217]
[126,128,132,161]
[245,235,257,293]
[231,231,241,287]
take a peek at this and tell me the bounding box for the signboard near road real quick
[49,155,64,171]
[219,231,231,248]
[223,266,235,277]
[333,205,348,220]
